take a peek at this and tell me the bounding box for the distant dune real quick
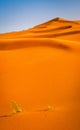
[0,17,80,41]
[0,17,80,130]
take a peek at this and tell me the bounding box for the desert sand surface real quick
[0,17,80,130]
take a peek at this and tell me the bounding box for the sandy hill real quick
[0,17,80,130]
[0,17,80,41]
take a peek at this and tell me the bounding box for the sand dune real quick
[0,17,80,130]
[0,17,80,41]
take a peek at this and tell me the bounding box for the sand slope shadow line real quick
[25,30,80,38]
[6,30,80,39]
[29,25,72,33]
[52,30,80,37]
[0,39,71,51]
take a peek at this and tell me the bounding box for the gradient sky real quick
[0,0,80,33]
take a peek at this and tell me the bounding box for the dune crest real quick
[0,17,80,41]
[49,17,68,21]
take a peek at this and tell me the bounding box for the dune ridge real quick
[0,17,80,41]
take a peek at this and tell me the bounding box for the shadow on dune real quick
[24,30,80,38]
[52,30,80,37]
[4,30,80,39]
[0,39,71,51]
[29,25,72,33]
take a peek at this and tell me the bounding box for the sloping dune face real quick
[0,17,80,41]
[0,17,80,130]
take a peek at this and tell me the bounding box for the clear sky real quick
[0,0,80,33]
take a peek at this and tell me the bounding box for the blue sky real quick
[0,0,80,33]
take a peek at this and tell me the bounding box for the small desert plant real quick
[11,101,22,114]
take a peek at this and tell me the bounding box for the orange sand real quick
[0,17,80,130]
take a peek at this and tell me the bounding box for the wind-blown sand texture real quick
[0,17,80,130]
